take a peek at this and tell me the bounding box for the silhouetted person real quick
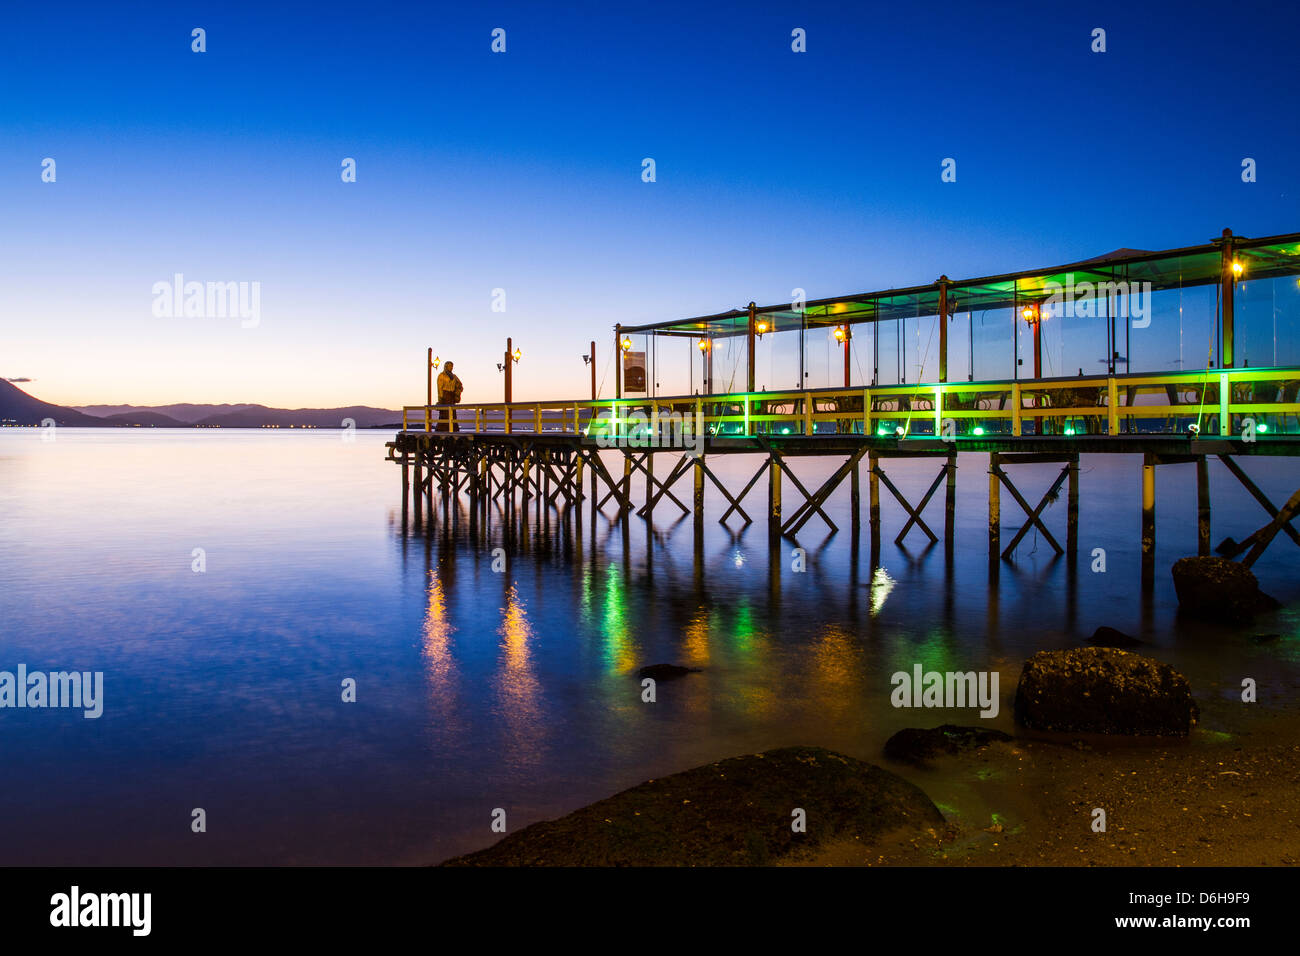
[436,362,463,431]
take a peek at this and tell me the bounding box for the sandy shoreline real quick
[786,714,1300,866]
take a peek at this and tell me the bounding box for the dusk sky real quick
[2,0,1297,408]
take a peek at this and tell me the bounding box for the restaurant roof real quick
[617,230,1300,339]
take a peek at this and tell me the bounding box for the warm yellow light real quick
[756,321,768,334]
[1231,259,1244,277]
[833,326,847,342]
[698,338,711,352]
[1022,306,1034,321]
[512,348,523,362]
[620,337,632,351]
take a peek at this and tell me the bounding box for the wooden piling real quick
[868,450,880,544]
[944,450,956,549]
[693,454,704,532]
[988,452,1000,559]
[413,451,424,526]
[1141,453,1156,585]
[647,452,656,521]
[768,455,782,539]
[1196,455,1211,556]
[850,454,861,536]
[1067,454,1079,557]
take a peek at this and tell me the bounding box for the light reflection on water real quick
[0,429,1296,864]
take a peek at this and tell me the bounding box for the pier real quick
[389,229,1300,584]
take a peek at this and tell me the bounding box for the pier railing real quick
[401,366,1300,440]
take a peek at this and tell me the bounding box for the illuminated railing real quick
[401,366,1300,440]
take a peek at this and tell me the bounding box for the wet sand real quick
[786,709,1300,866]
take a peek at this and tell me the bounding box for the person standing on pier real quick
[436,361,463,432]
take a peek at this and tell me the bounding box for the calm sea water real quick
[0,429,1296,864]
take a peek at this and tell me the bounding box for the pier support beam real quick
[1141,453,1156,586]
[988,452,1078,562]
[988,453,1000,560]
[768,453,782,541]
[1197,455,1211,556]
[1217,454,1300,552]
[945,451,957,551]
[694,454,705,534]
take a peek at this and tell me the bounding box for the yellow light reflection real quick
[495,584,544,768]
[422,568,464,738]
[869,567,895,616]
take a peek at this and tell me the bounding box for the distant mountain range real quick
[0,380,400,428]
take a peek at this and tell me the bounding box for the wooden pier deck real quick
[387,367,1300,585]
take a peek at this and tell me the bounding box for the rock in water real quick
[1214,536,1239,555]
[1170,556,1276,622]
[1013,647,1198,736]
[883,724,1013,766]
[637,663,701,681]
[1086,625,1142,648]
[441,746,943,866]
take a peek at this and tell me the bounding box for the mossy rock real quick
[1013,647,1198,736]
[883,724,1013,766]
[441,746,942,866]
[1171,556,1276,622]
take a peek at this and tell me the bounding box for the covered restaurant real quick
[606,229,1300,437]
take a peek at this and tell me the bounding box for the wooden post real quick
[768,455,782,540]
[843,326,851,388]
[401,453,410,523]
[693,454,704,532]
[590,341,597,400]
[1067,454,1079,557]
[505,337,513,404]
[1197,455,1211,556]
[1107,377,1119,435]
[988,452,1000,560]
[426,347,433,433]
[614,325,623,400]
[868,450,880,543]
[1141,453,1156,586]
[646,452,655,521]
[937,276,949,383]
[747,302,757,394]
[945,450,957,550]
[850,452,861,536]
[413,453,423,526]
[504,337,513,435]
[622,453,632,515]
[1219,227,1235,368]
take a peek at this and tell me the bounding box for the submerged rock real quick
[1171,556,1277,621]
[441,746,943,866]
[637,663,701,681]
[1086,625,1142,648]
[1013,647,1198,736]
[1214,536,1239,555]
[883,724,1013,766]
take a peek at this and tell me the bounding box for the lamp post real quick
[585,341,596,400]
[426,347,434,432]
